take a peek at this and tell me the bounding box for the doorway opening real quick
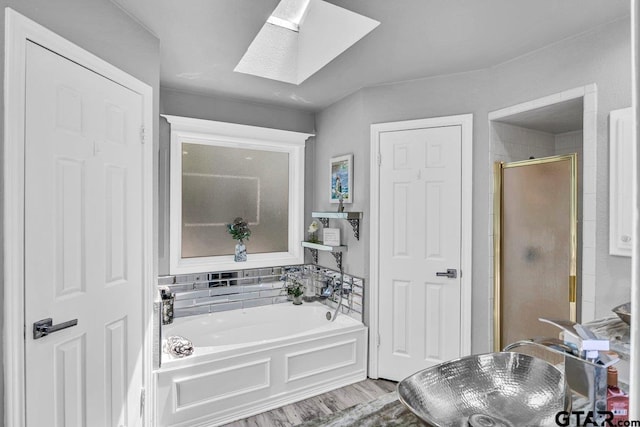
[488,85,597,351]
[495,154,578,348]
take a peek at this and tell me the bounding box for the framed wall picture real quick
[330,154,353,204]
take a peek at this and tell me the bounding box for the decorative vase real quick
[303,276,315,300]
[234,240,247,262]
[292,295,303,305]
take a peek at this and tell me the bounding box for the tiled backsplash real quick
[157,264,364,321]
[301,264,364,320]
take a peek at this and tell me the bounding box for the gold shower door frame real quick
[493,154,578,352]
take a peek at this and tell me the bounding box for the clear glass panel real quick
[181,143,289,258]
[500,157,575,346]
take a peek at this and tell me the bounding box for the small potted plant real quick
[226,217,251,262]
[285,277,304,305]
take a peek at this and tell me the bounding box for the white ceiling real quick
[235,0,379,84]
[494,98,584,134]
[112,0,630,112]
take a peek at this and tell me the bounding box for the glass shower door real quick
[494,154,577,350]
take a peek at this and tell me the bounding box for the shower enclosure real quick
[494,154,578,349]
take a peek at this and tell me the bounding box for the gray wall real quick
[160,87,316,134]
[308,90,368,304]
[313,17,632,354]
[0,1,160,425]
[158,88,316,275]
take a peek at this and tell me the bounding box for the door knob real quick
[435,269,457,279]
[33,318,78,339]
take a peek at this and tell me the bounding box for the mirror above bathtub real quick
[163,115,314,274]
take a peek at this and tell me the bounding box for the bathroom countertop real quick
[299,318,629,427]
[300,391,591,427]
[583,315,631,360]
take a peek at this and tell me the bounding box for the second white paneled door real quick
[24,41,145,426]
[377,125,463,381]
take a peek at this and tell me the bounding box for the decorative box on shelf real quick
[322,228,341,246]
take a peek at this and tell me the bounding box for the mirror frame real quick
[163,115,313,274]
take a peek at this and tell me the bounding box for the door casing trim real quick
[3,8,155,426]
[368,114,473,378]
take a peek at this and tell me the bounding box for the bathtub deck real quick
[222,378,397,427]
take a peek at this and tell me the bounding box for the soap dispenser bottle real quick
[607,366,629,423]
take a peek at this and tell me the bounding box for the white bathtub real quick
[155,302,367,427]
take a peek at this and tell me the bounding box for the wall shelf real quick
[301,241,347,269]
[301,241,347,252]
[311,211,363,240]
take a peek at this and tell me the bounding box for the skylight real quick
[267,0,311,32]
[234,0,379,85]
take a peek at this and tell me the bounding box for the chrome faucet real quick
[538,318,610,362]
[503,319,619,414]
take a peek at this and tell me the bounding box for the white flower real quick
[308,220,319,233]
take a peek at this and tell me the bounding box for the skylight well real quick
[266,0,311,32]
[234,0,379,85]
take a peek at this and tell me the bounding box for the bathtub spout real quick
[330,274,345,322]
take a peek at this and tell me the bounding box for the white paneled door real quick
[24,41,144,426]
[378,125,463,381]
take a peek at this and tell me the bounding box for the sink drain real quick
[468,414,514,427]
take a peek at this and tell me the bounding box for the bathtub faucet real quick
[159,286,175,325]
[321,278,340,297]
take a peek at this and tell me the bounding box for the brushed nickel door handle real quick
[436,269,457,279]
[33,317,78,339]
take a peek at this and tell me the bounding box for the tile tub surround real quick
[302,264,365,321]
[157,265,364,320]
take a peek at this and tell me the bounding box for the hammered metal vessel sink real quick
[397,352,571,427]
[612,302,631,325]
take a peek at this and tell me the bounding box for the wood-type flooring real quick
[222,378,397,427]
